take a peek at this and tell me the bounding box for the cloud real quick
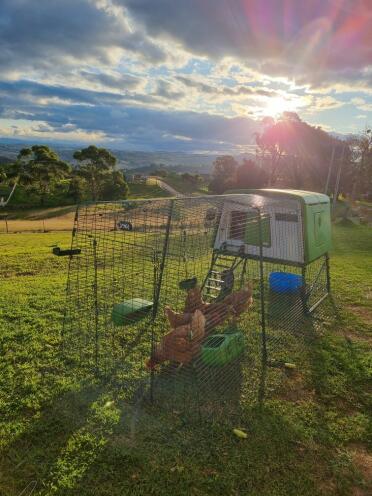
[0,0,166,78]
[153,80,185,100]
[79,71,142,90]
[351,97,372,112]
[351,97,366,106]
[0,79,260,151]
[314,96,345,110]
[0,80,127,106]
[0,0,370,148]
[175,75,276,99]
[120,0,372,84]
[175,76,216,94]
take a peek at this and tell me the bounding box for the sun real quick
[263,95,292,118]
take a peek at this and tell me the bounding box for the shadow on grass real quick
[2,299,369,496]
[0,386,103,496]
[69,401,329,496]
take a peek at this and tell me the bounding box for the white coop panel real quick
[214,195,304,264]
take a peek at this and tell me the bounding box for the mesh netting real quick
[62,194,330,420]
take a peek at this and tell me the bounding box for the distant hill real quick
[0,155,14,165]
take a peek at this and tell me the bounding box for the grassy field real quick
[0,224,371,495]
[150,173,209,196]
[0,183,170,233]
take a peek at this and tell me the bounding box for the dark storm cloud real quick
[0,0,166,75]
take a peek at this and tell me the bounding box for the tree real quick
[181,172,201,185]
[68,173,87,203]
[9,145,71,205]
[255,120,285,187]
[101,170,129,200]
[349,129,372,199]
[255,113,348,191]
[209,155,238,194]
[235,159,267,189]
[0,165,7,183]
[151,169,168,177]
[73,145,117,201]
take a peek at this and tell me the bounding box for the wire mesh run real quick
[62,194,331,418]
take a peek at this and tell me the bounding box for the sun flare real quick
[263,96,293,118]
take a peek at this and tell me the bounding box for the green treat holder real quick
[112,298,153,326]
[201,332,245,366]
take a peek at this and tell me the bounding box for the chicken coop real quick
[60,191,331,417]
[215,189,332,265]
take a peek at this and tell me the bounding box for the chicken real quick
[166,284,253,333]
[147,309,206,369]
[147,284,253,369]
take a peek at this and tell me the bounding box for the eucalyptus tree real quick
[10,145,71,205]
[73,145,117,201]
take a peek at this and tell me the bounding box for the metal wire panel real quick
[62,194,331,418]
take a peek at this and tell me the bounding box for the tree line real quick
[1,113,371,207]
[209,113,372,199]
[1,145,128,206]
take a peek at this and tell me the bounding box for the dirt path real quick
[0,213,75,232]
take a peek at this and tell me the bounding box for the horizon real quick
[0,1,371,153]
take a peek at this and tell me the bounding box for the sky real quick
[0,0,371,153]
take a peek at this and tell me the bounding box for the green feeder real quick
[201,332,245,366]
[112,298,153,326]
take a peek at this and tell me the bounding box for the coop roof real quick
[227,188,330,205]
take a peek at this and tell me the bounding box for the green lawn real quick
[159,173,209,195]
[127,182,171,199]
[0,225,371,495]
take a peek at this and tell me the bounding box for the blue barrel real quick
[269,272,303,293]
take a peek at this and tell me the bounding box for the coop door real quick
[244,212,271,247]
[229,211,271,247]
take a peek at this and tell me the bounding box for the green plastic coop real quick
[218,189,332,265]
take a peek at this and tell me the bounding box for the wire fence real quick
[61,194,331,421]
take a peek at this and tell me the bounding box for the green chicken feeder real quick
[112,298,153,326]
[201,332,245,366]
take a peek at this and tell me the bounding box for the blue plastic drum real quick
[269,272,303,293]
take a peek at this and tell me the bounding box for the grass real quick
[356,200,372,208]
[127,182,170,199]
[157,173,209,195]
[0,183,170,232]
[0,224,371,495]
